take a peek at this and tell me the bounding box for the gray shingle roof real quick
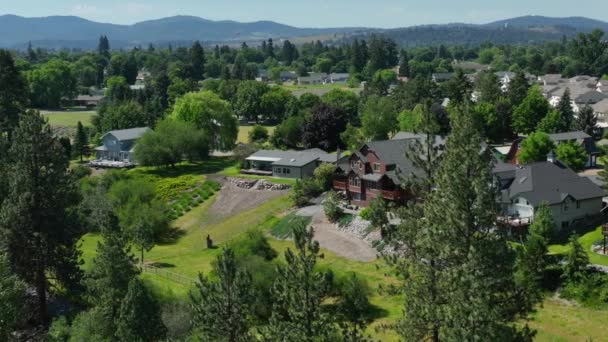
[575,91,607,104]
[103,127,151,141]
[547,131,591,142]
[247,148,334,168]
[506,162,605,206]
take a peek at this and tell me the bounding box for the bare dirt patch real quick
[207,181,289,220]
[309,210,378,262]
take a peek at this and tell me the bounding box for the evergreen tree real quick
[338,274,372,342]
[190,41,206,81]
[396,108,531,341]
[0,253,25,340]
[508,70,530,107]
[191,248,253,342]
[350,39,368,73]
[98,35,110,59]
[562,234,589,284]
[116,278,167,342]
[556,88,575,131]
[477,71,502,103]
[574,105,597,137]
[264,225,336,341]
[0,110,82,324]
[74,121,88,162]
[281,40,299,65]
[0,49,29,139]
[398,49,410,77]
[515,204,553,312]
[85,230,139,338]
[443,69,472,105]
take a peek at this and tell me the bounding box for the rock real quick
[227,178,290,191]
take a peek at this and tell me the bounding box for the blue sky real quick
[3,0,608,28]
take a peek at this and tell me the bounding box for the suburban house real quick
[326,73,350,84]
[94,127,151,164]
[432,73,455,83]
[297,73,328,85]
[497,161,605,230]
[593,99,608,127]
[495,71,515,92]
[279,71,298,82]
[244,149,336,179]
[75,95,105,107]
[496,131,599,168]
[538,74,564,86]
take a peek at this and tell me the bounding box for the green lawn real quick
[549,226,608,266]
[41,110,96,127]
[237,125,276,144]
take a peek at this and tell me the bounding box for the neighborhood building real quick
[244,148,336,179]
[327,73,350,84]
[66,94,105,107]
[297,72,328,85]
[496,131,599,168]
[93,127,151,165]
[497,161,605,230]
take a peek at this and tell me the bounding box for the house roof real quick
[592,99,608,114]
[102,127,151,141]
[75,95,105,101]
[540,74,563,84]
[247,148,334,167]
[506,162,605,206]
[575,90,607,104]
[547,131,591,142]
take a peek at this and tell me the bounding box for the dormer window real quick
[358,161,363,169]
[373,163,381,172]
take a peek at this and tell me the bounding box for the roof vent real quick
[519,176,527,184]
[291,158,296,162]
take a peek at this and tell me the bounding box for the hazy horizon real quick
[3,0,608,28]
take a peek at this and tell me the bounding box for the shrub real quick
[323,191,343,223]
[313,163,336,191]
[229,230,278,261]
[248,125,269,143]
[71,165,92,179]
[359,208,371,220]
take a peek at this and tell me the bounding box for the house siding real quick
[96,134,137,162]
[548,197,603,229]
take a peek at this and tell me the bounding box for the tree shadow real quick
[136,157,236,178]
[150,262,176,268]
[157,227,187,245]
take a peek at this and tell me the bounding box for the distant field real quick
[237,125,276,144]
[41,110,96,127]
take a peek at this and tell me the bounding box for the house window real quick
[563,201,569,212]
[561,221,570,230]
[349,177,361,187]
[358,162,363,170]
[274,168,281,174]
[283,168,291,174]
[373,163,381,172]
[366,181,379,190]
[577,201,581,209]
[350,160,356,169]
[351,192,361,201]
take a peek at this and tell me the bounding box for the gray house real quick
[245,149,336,179]
[498,161,605,230]
[94,127,151,163]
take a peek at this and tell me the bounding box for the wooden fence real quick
[140,264,197,286]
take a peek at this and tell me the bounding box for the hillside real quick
[485,15,608,31]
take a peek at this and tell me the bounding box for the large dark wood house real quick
[333,135,444,207]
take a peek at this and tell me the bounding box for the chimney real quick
[547,151,556,164]
[336,147,342,164]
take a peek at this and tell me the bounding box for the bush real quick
[71,164,92,179]
[323,191,343,223]
[233,143,259,169]
[229,230,278,261]
[313,163,336,191]
[359,208,371,220]
[248,125,269,143]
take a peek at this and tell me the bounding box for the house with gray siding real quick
[245,149,336,179]
[498,161,605,230]
[94,127,151,163]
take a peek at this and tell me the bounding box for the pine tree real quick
[574,105,597,137]
[444,69,472,105]
[562,234,589,284]
[398,49,410,77]
[0,253,25,340]
[396,108,531,341]
[116,278,167,342]
[190,248,253,342]
[477,71,502,104]
[74,121,88,162]
[190,41,206,81]
[264,225,336,341]
[557,88,575,131]
[515,204,553,312]
[0,110,82,324]
[0,49,29,139]
[98,35,110,59]
[338,274,372,342]
[508,70,530,107]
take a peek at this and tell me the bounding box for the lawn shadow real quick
[150,262,176,269]
[157,227,187,245]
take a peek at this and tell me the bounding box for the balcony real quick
[333,180,348,190]
[380,189,401,201]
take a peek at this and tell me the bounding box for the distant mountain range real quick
[0,14,606,49]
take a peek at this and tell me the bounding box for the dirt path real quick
[306,208,377,262]
[207,181,288,221]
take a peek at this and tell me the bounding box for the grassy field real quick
[549,226,608,266]
[237,125,276,144]
[41,110,96,127]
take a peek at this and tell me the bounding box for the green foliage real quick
[116,279,167,342]
[0,253,25,340]
[248,124,269,143]
[340,124,365,152]
[0,110,82,324]
[94,100,147,132]
[170,91,238,151]
[518,131,555,164]
[290,178,323,207]
[537,109,564,133]
[360,95,398,140]
[366,197,388,230]
[74,121,89,161]
[47,316,71,342]
[229,230,278,261]
[398,104,424,132]
[302,104,348,151]
[26,59,76,108]
[337,273,372,341]
[234,80,269,122]
[190,248,253,341]
[133,119,210,167]
[260,86,293,123]
[324,191,344,223]
[555,141,587,171]
[314,163,337,191]
[105,75,131,101]
[271,115,304,149]
[574,105,598,137]
[513,85,550,134]
[562,234,590,284]
[321,89,360,123]
[264,226,337,340]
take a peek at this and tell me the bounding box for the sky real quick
[3,0,608,28]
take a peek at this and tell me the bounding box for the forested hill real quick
[0,14,365,49]
[0,14,607,49]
